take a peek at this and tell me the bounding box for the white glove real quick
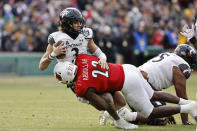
[98,58,109,69]
[180,24,195,40]
[178,98,195,105]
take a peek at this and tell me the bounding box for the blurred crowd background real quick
[0,0,197,66]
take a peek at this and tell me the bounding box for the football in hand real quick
[54,40,66,59]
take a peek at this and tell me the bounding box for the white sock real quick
[118,107,137,121]
[125,112,137,121]
[180,105,187,113]
[180,101,197,114]
[178,98,194,105]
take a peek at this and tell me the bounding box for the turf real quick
[0,73,197,131]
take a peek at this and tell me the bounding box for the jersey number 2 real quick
[91,61,109,78]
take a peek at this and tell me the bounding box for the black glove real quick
[167,116,176,124]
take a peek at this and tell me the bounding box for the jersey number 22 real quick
[91,61,109,78]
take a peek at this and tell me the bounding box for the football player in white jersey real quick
[39,7,111,104]
[39,7,108,71]
[138,44,197,125]
[99,44,197,126]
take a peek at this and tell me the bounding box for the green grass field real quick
[0,73,197,131]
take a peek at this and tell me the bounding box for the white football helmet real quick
[54,61,78,84]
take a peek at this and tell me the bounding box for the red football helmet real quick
[54,61,78,85]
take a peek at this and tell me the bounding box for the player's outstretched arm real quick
[173,67,187,102]
[172,66,192,125]
[39,44,53,70]
[88,39,109,69]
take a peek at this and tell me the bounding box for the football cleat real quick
[99,111,110,125]
[114,118,138,130]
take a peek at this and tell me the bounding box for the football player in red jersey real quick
[54,54,197,129]
[38,7,132,126]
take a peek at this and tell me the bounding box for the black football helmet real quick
[174,44,197,68]
[59,7,85,34]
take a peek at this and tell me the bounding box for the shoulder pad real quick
[48,32,57,45]
[81,28,93,39]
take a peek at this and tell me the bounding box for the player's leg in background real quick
[149,92,197,123]
[151,91,194,105]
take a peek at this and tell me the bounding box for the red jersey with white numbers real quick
[74,54,125,97]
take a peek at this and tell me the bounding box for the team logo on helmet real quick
[54,61,78,85]
[174,44,197,68]
[59,7,85,34]
[55,72,62,81]
[60,9,69,18]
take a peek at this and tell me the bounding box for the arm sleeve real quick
[178,64,191,79]
[93,48,107,60]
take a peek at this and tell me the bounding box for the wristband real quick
[93,48,107,60]
[48,52,57,61]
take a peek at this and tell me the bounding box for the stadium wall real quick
[0,53,57,76]
[0,46,164,76]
